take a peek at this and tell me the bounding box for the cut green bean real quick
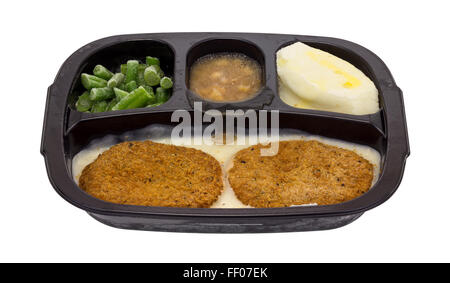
[160,77,173,89]
[137,64,147,86]
[106,98,119,111]
[111,86,152,111]
[107,73,125,88]
[144,66,161,86]
[142,86,156,104]
[81,73,107,90]
[146,102,164,108]
[146,56,160,66]
[113,87,129,101]
[125,80,138,92]
[89,87,114,102]
[91,101,108,113]
[153,64,164,77]
[117,83,126,90]
[120,64,127,75]
[125,60,139,83]
[93,65,114,80]
[75,91,93,112]
[142,85,154,95]
[155,87,171,103]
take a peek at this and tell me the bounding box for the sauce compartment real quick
[185,39,273,110]
[189,53,263,102]
[41,33,409,233]
[186,39,266,89]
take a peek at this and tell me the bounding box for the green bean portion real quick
[144,66,161,86]
[93,65,114,80]
[113,87,129,101]
[106,98,119,111]
[107,73,125,88]
[155,87,171,103]
[89,87,114,102]
[125,80,138,92]
[91,101,108,113]
[120,64,127,75]
[76,55,172,112]
[111,86,152,111]
[160,77,173,89]
[146,56,160,66]
[125,60,139,83]
[75,91,93,112]
[81,73,107,90]
[146,102,164,108]
[136,64,147,86]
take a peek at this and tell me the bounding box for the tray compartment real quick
[68,39,175,111]
[185,38,274,110]
[186,38,266,88]
[65,111,386,209]
[64,39,184,133]
[63,111,384,233]
[271,37,386,120]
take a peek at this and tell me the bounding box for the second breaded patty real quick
[79,141,223,208]
[227,140,374,207]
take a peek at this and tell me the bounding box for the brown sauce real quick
[189,53,262,102]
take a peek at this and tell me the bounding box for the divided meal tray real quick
[41,33,410,233]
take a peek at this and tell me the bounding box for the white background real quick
[1,0,449,263]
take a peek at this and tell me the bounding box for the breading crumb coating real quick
[79,141,223,208]
[228,140,374,207]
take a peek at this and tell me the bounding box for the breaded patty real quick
[79,141,223,208]
[227,140,374,207]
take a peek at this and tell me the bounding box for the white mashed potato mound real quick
[277,42,380,115]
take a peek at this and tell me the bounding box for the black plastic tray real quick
[41,33,410,233]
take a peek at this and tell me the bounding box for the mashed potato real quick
[277,42,380,115]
